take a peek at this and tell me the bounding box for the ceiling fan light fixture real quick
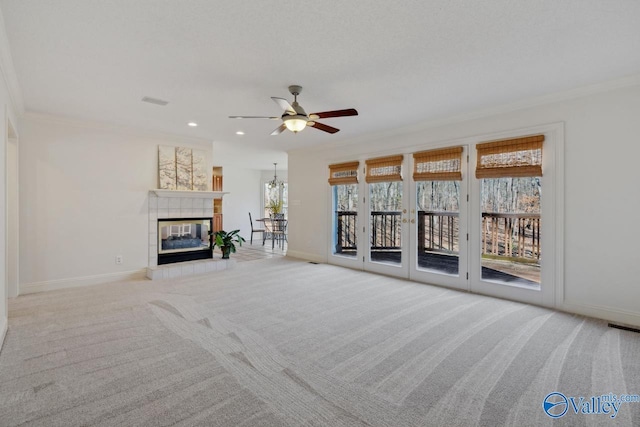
[283,115,308,133]
[229,85,357,136]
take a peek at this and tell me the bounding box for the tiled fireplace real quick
[147,190,228,280]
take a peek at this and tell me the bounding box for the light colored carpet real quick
[1,257,638,426]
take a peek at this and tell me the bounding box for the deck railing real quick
[481,212,540,260]
[370,211,402,249]
[335,211,358,251]
[335,210,541,261]
[417,211,459,254]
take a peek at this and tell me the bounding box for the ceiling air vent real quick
[141,96,169,106]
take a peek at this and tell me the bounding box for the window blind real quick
[365,155,403,183]
[476,135,544,178]
[413,146,463,181]
[328,161,359,185]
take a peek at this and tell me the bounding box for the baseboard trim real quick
[560,301,640,329]
[285,250,327,264]
[0,316,7,353]
[21,269,147,295]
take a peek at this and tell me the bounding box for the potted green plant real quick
[268,198,283,216]
[211,229,246,259]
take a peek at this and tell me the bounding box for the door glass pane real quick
[481,177,541,287]
[416,181,460,275]
[369,181,402,265]
[332,184,358,258]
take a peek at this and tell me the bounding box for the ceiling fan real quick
[229,85,358,135]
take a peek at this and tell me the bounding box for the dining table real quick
[256,217,287,248]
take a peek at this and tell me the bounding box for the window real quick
[414,146,464,275]
[264,183,288,218]
[476,135,543,287]
[329,161,359,258]
[366,155,404,265]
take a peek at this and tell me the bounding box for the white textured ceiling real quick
[1,0,640,168]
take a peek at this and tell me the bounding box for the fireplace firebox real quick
[157,217,213,265]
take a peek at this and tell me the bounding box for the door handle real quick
[402,219,407,223]
[410,219,415,224]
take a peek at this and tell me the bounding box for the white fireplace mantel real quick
[151,189,228,199]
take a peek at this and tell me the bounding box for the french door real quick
[329,125,558,308]
[408,146,469,290]
[364,178,410,277]
[329,151,469,290]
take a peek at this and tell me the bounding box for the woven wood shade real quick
[476,135,544,178]
[365,155,403,183]
[328,161,360,185]
[413,146,463,181]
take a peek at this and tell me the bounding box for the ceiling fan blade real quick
[270,123,287,136]
[229,115,279,119]
[309,121,340,134]
[308,108,358,120]
[271,97,296,115]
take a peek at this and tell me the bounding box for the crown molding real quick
[0,7,24,114]
[23,111,213,145]
[291,73,640,155]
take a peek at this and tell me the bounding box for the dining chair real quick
[270,215,287,249]
[248,212,265,245]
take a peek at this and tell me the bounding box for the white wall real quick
[288,82,640,326]
[18,114,213,292]
[219,166,262,241]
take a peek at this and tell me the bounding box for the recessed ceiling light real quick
[236,131,245,135]
[187,122,198,127]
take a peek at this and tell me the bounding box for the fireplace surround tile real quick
[181,264,195,276]
[168,266,182,279]
[169,198,181,209]
[181,198,193,209]
[193,263,207,275]
[146,258,234,280]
